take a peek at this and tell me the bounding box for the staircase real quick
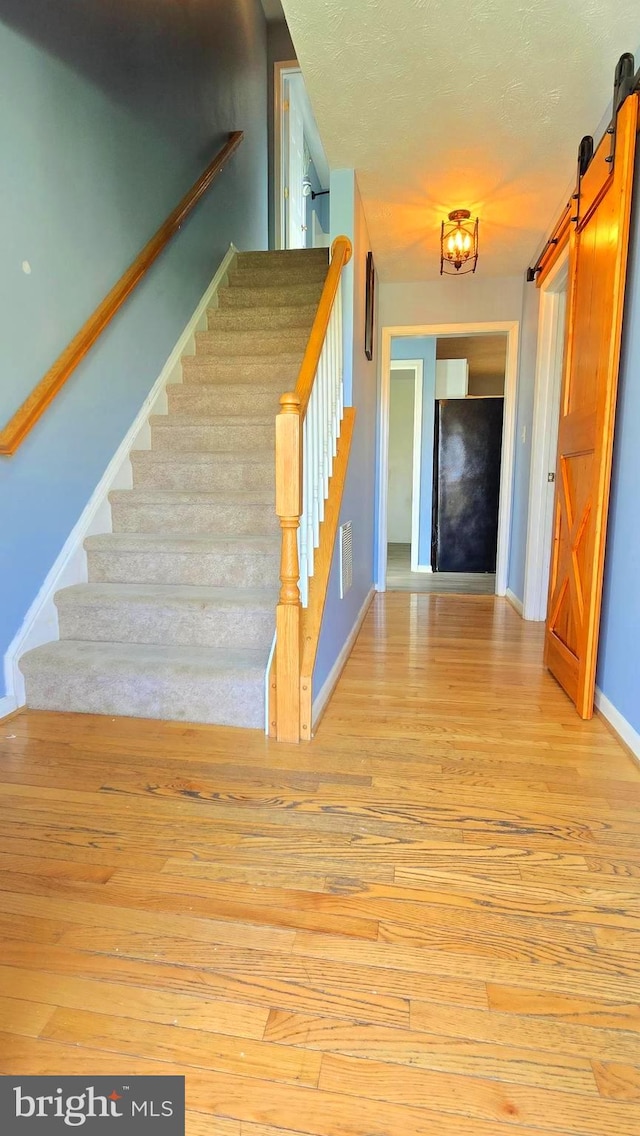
[20,248,329,729]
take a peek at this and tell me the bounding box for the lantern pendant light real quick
[440,209,479,275]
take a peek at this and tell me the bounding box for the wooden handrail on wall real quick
[0,131,244,456]
[273,235,353,743]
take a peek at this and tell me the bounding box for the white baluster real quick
[321,348,329,505]
[310,381,320,549]
[337,279,344,421]
[331,310,339,459]
[299,414,309,605]
[325,338,329,495]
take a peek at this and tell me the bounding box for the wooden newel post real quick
[275,392,302,742]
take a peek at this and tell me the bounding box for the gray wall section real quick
[0,1,268,694]
[267,19,296,248]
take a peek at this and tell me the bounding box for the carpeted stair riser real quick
[20,641,266,728]
[228,264,327,288]
[149,417,274,453]
[85,534,280,588]
[56,584,276,650]
[167,384,282,417]
[207,304,318,332]
[237,249,328,269]
[218,282,324,309]
[109,491,279,537]
[130,451,274,492]
[195,327,308,356]
[181,355,301,386]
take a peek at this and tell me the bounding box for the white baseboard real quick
[3,245,238,708]
[0,695,18,722]
[595,687,640,764]
[506,588,524,617]
[312,586,375,731]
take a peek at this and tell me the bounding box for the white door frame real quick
[522,248,569,620]
[377,321,520,594]
[388,360,425,572]
[274,60,300,251]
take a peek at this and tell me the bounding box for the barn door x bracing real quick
[545,81,639,718]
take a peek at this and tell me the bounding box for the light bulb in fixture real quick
[440,209,479,275]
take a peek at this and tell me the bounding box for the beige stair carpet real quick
[20,248,328,728]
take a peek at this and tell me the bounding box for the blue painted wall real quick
[0,1,268,696]
[598,160,640,735]
[390,337,437,567]
[314,171,377,698]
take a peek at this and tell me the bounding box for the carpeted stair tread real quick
[218,283,324,309]
[195,328,309,356]
[181,355,301,383]
[55,583,277,650]
[228,265,328,288]
[130,449,274,491]
[167,384,283,417]
[57,582,277,607]
[20,641,268,728]
[207,303,318,331]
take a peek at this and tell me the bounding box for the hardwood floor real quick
[1,592,640,1135]
[387,542,496,593]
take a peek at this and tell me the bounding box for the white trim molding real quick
[312,586,375,732]
[377,321,519,595]
[506,588,524,617]
[3,245,238,709]
[523,248,569,621]
[0,694,18,721]
[595,688,640,765]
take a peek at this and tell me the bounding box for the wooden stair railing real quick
[271,234,354,743]
[0,131,244,456]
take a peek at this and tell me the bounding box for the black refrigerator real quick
[431,398,504,573]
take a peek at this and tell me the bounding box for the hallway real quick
[1,593,639,1135]
[386,542,496,593]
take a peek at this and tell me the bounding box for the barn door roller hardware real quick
[527,52,638,283]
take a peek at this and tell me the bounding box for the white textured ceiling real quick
[281,0,640,280]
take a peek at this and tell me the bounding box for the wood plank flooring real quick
[386,542,496,592]
[1,592,640,1136]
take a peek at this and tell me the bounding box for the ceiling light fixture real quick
[440,209,479,275]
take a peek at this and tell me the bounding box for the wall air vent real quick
[339,521,353,599]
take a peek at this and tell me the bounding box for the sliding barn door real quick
[545,92,638,718]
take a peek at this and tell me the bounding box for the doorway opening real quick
[386,360,424,585]
[274,63,330,250]
[522,248,569,620]
[377,321,520,596]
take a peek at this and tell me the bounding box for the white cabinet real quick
[435,359,468,399]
